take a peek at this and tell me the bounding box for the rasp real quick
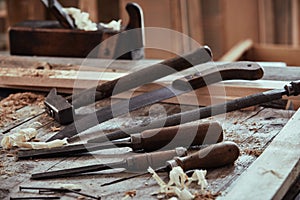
[47,62,263,141]
[93,80,300,143]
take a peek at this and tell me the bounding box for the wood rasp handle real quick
[172,61,264,90]
[166,141,240,171]
[130,121,223,152]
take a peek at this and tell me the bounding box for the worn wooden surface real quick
[0,56,299,199]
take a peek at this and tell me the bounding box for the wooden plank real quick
[221,0,259,53]
[78,0,99,22]
[258,0,275,44]
[273,0,292,45]
[219,39,253,61]
[221,109,300,199]
[247,44,300,66]
[291,0,299,46]
[186,0,204,46]
[1,66,300,108]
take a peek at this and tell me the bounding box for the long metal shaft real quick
[96,88,288,142]
[31,161,125,180]
[17,141,129,159]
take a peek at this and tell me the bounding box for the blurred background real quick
[1,0,299,60]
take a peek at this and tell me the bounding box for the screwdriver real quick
[18,121,223,159]
[101,141,240,186]
[31,147,187,180]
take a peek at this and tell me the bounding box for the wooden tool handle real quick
[126,147,187,172]
[167,141,240,171]
[130,121,223,152]
[172,61,264,90]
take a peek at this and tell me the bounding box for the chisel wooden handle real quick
[71,46,212,108]
[166,141,240,171]
[126,147,187,172]
[130,121,223,152]
[172,61,264,90]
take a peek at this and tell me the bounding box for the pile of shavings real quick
[1,127,68,150]
[63,7,122,32]
[148,166,209,200]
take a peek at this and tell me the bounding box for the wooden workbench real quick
[0,56,299,200]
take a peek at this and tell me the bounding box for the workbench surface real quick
[0,56,299,200]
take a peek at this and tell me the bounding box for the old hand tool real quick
[18,122,223,159]
[31,148,187,179]
[47,61,263,141]
[41,0,75,29]
[45,47,212,125]
[10,197,60,200]
[19,186,100,200]
[98,80,300,143]
[101,141,240,186]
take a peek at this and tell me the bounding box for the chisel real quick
[18,121,223,159]
[31,147,188,179]
[101,141,240,186]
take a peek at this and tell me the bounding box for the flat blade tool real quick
[30,148,188,180]
[18,121,223,159]
[100,141,240,186]
[30,142,239,183]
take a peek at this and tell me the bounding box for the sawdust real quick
[194,191,221,200]
[244,149,263,157]
[50,126,61,132]
[0,92,44,127]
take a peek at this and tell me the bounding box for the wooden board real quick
[0,56,299,199]
[1,66,300,109]
[221,108,300,199]
[0,98,296,199]
[246,44,300,66]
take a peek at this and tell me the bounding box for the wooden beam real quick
[291,0,300,46]
[219,39,253,61]
[220,108,300,199]
[247,44,300,66]
[258,0,275,44]
[78,0,99,22]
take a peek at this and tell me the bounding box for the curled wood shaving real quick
[16,138,68,150]
[122,190,137,200]
[50,126,61,132]
[1,128,38,149]
[148,166,208,200]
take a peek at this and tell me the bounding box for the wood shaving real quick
[244,149,262,157]
[16,138,68,150]
[0,92,44,127]
[122,190,137,199]
[63,7,97,31]
[50,126,61,132]
[1,128,38,149]
[194,191,221,200]
[148,166,209,200]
